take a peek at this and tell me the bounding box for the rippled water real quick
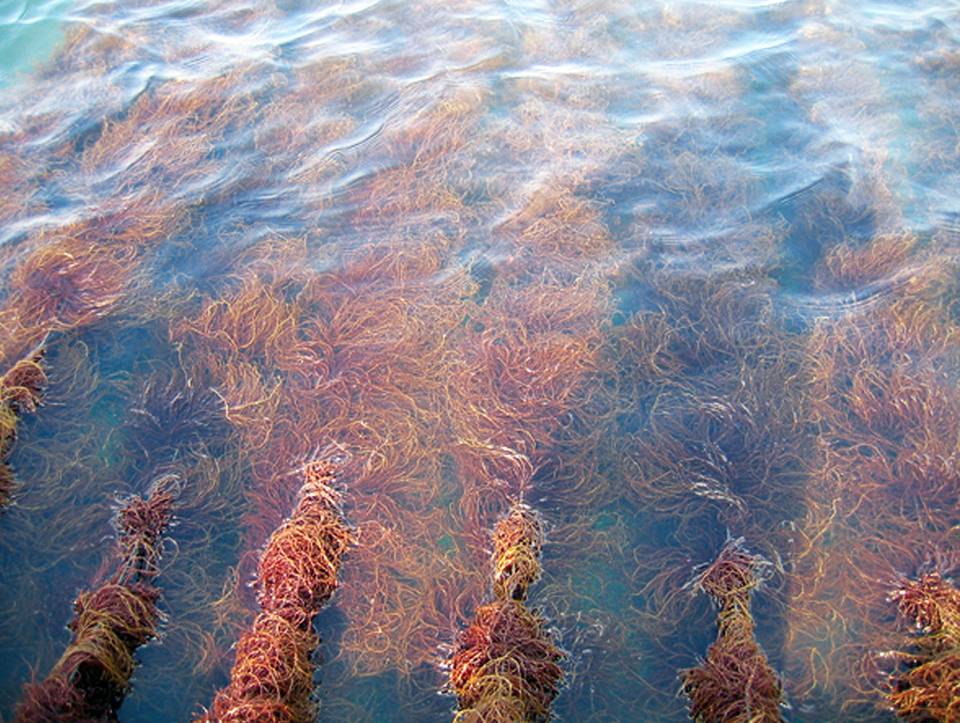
[2,1,960,721]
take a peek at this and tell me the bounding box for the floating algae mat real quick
[4,1,960,721]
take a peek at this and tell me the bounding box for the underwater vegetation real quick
[449,503,564,723]
[0,349,46,508]
[121,368,230,473]
[14,476,176,722]
[196,457,352,723]
[680,540,783,723]
[781,233,960,721]
[3,1,960,722]
[887,572,960,722]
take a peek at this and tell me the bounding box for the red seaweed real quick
[0,348,47,509]
[888,572,960,722]
[195,458,353,723]
[14,476,176,722]
[680,539,784,723]
[449,503,564,722]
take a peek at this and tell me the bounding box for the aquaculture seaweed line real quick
[170,233,481,682]
[14,476,177,722]
[449,502,564,722]
[887,572,960,722]
[195,457,352,723]
[0,348,46,509]
[609,252,807,720]
[680,539,783,723]
[787,233,960,716]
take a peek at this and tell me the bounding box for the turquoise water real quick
[2,0,960,721]
[0,0,71,89]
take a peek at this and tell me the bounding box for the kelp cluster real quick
[3,0,960,722]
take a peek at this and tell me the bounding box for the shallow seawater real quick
[2,0,960,721]
[0,0,72,90]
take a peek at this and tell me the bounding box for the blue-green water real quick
[0,0,71,90]
[2,1,960,722]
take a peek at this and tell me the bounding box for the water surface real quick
[2,1,960,721]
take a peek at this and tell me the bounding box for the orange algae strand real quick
[0,209,175,371]
[0,350,47,416]
[492,503,544,603]
[115,476,179,584]
[172,238,483,677]
[888,573,960,722]
[0,348,46,509]
[680,540,784,723]
[195,459,353,723]
[785,236,960,710]
[449,503,564,722]
[14,477,176,722]
[450,601,565,723]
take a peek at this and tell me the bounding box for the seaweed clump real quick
[680,539,784,723]
[449,503,564,722]
[888,572,960,722]
[15,476,177,722]
[195,458,353,723]
[0,349,46,509]
[122,368,229,472]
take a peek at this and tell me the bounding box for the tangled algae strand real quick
[15,476,177,722]
[0,348,47,509]
[449,503,564,723]
[785,235,960,711]
[680,539,784,723]
[888,572,960,722]
[195,458,353,723]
